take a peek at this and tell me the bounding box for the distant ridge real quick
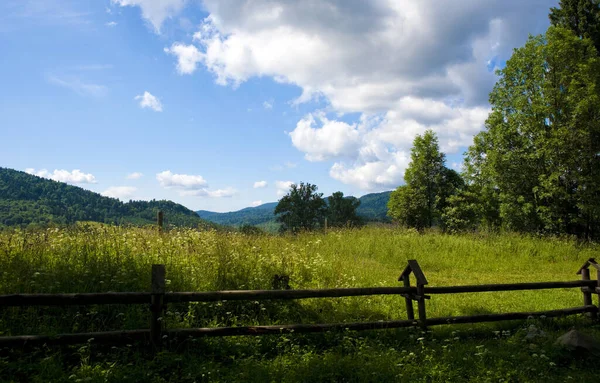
[0,167,214,229]
[197,191,393,227]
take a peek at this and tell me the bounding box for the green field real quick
[1,226,599,382]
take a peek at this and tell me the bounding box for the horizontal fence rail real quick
[0,258,598,348]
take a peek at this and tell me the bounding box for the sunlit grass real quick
[0,225,598,382]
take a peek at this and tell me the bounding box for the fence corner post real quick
[150,264,166,347]
[401,275,415,322]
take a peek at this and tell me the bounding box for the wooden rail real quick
[0,258,598,348]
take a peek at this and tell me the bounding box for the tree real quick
[388,130,462,229]
[465,26,600,238]
[327,191,361,227]
[550,0,600,52]
[274,182,327,233]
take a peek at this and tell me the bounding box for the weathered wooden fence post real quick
[399,260,429,327]
[402,275,415,321]
[150,264,166,346]
[157,211,164,232]
[577,258,599,320]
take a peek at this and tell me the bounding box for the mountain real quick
[0,167,213,229]
[197,191,393,227]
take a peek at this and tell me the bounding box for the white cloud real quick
[181,187,237,198]
[251,200,263,207]
[102,186,137,200]
[156,170,235,198]
[161,1,553,190]
[289,113,361,162]
[111,0,187,33]
[47,75,107,97]
[164,43,203,75]
[126,172,143,180]
[156,170,207,189]
[263,100,273,109]
[135,91,163,112]
[105,21,118,27]
[25,168,97,184]
[253,180,268,188]
[276,180,294,196]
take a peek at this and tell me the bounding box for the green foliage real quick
[466,26,600,238]
[0,167,213,229]
[327,191,361,227]
[388,130,463,229]
[550,0,600,52]
[239,224,265,235]
[0,226,599,382]
[197,192,392,229]
[274,182,327,233]
[355,191,392,222]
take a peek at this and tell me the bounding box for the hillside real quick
[0,167,213,228]
[197,191,393,227]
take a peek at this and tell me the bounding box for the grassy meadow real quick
[0,225,599,382]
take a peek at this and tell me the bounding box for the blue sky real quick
[0,0,555,212]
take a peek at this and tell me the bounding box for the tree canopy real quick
[464,25,600,238]
[274,182,328,233]
[388,130,462,229]
[327,191,361,228]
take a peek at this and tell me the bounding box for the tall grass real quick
[0,225,598,382]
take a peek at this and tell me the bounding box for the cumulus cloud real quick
[156,170,235,198]
[156,170,207,189]
[102,186,137,200]
[157,0,554,190]
[289,113,362,162]
[111,0,187,33]
[135,91,163,111]
[251,200,263,207]
[105,21,118,27]
[253,180,268,188]
[126,172,143,180]
[25,168,97,184]
[180,187,237,198]
[164,43,203,74]
[276,180,294,196]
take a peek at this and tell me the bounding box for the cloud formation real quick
[253,180,267,188]
[135,91,163,112]
[156,170,235,198]
[25,168,97,184]
[102,186,137,200]
[251,200,263,207]
[276,180,293,196]
[159,0,554,190]
[126,172,143,180]
[111,0,187,33]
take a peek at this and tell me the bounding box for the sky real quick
[0,0,557,212]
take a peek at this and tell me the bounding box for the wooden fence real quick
[0,259,598,348]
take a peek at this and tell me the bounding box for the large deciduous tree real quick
[466,26,600,238]
[274,182,327,233]
[550,0,600,52]
[327,191,361,227]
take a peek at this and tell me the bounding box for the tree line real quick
[389,0,600,240]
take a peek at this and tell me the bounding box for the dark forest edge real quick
[0,167,218,230]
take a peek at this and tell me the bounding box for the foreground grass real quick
[0,226,598,382]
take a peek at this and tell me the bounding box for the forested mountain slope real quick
[0,167,212,228]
